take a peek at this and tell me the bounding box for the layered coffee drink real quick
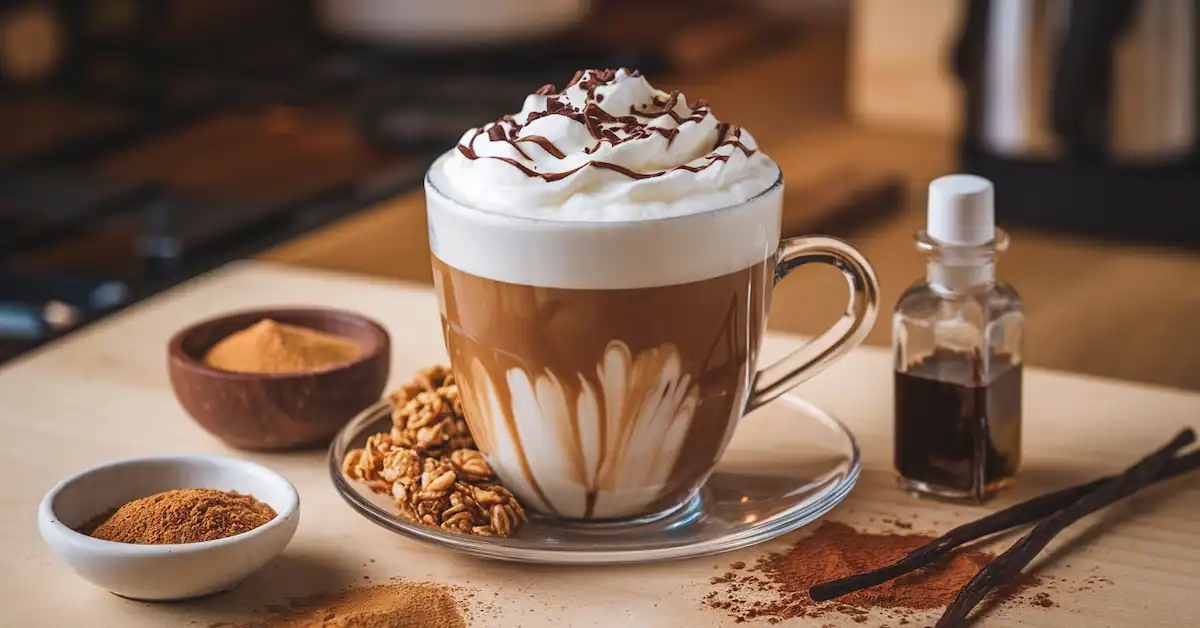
[427,69,785,520]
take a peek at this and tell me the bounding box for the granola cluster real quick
[343,365,526,537]
[386,365,474,452]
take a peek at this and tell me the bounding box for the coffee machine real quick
[952,0,1200,247]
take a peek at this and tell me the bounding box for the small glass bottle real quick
[893,175,1024,503]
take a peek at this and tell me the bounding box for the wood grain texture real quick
[2,262,1197,627]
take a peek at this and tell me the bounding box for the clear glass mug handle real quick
[746,236,880,412]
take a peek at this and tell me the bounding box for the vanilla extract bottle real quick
[893,175,1024,503]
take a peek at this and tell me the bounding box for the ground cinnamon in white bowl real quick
[87,488,277,544]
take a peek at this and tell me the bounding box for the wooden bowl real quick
[168,308,390,451]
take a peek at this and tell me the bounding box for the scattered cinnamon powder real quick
[231,582,465,628]
[704,521,1043,624]
[89,489,276,544]
[1032,591,1057,608]
[204,319,360,374]
[883,517,914,530]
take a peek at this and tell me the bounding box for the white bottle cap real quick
[927,174,995,246]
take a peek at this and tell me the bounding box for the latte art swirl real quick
[437,68,779,221]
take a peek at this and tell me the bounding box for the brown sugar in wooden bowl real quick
[168,308,390,450]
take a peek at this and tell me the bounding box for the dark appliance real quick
[952,0,1200,247]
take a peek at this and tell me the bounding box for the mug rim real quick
[424,150,784,228]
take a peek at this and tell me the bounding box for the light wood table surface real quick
[3,262,1198,627]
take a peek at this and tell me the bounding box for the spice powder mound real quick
[229,582,465,628]
[204,319,361,374]
[704,521,1042,624]
[88,489,276,544]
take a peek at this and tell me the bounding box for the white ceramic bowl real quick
[38,454,300,601]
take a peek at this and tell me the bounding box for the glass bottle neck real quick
[915,228,1008,293]
[927,258,995,292]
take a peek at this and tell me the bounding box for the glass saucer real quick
[328,394,859,565]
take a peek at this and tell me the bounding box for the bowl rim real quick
[38,453,301,555]
[167,307,390,381]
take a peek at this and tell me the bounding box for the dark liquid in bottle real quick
[894,350,1022,501]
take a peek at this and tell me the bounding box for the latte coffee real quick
[427,69,878,520]
[433,256,773,519]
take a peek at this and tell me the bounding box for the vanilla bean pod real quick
[810,448,1200,603]
[935,428,1196,627]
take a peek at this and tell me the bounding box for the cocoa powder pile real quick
[704,521,1041,624]
[232,582,465,628]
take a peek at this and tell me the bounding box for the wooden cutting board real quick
[1,261,1197,627]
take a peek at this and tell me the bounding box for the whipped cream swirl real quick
[435,69,779,221]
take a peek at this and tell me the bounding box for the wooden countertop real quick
[3,262,1198,627]
[260,28,1200,392]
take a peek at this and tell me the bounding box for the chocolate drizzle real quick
[630,91,705,127]
[515,135,566,159]
[487,125,531,159]
[714,122,755,155]
[455,69,758,182]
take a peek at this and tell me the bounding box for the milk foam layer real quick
[435,68,779,221]
[427,154,782,289]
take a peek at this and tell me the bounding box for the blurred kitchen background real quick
[1,0,1197,388]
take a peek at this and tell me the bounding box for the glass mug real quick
[426,159,879,521]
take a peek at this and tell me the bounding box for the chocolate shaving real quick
[575,69,617,99]
[565,69,587,89]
